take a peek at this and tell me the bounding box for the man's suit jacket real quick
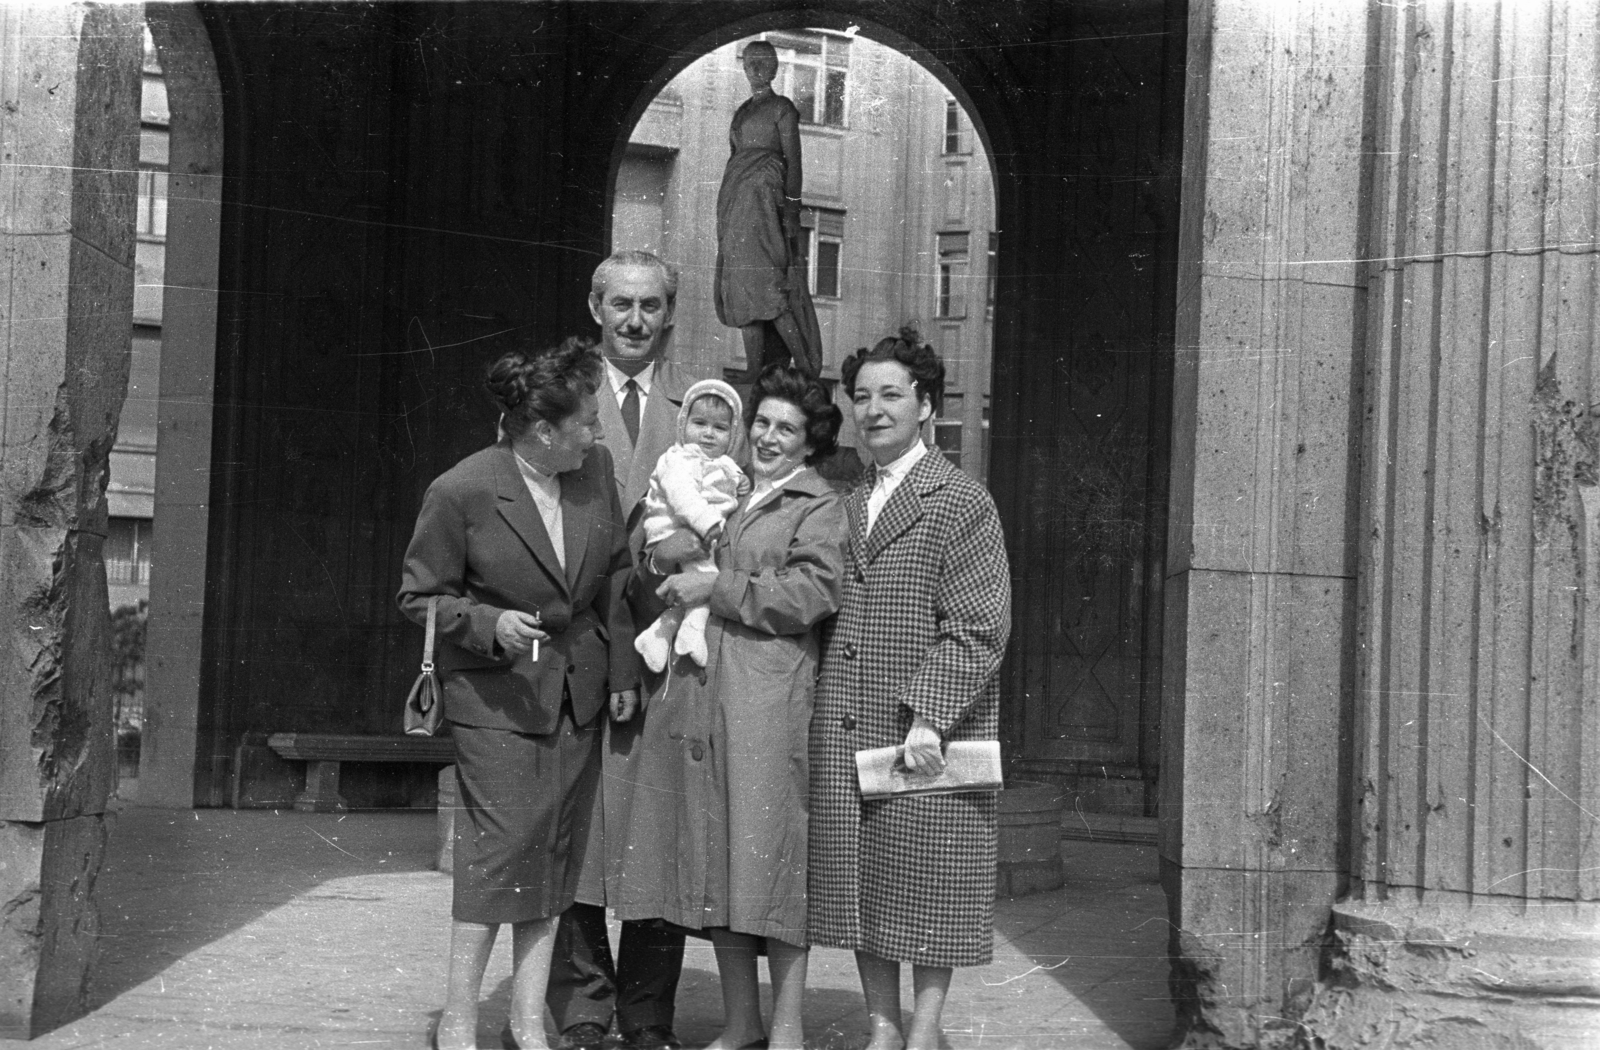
[596,358,703,627]
[397,441,637,734]
[595,358,697,539]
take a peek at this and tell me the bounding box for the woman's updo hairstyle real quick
[750,363,842,466]
[840,323,945,414]
[486,336,604,438]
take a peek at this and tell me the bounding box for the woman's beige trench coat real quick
[601,468,844,946]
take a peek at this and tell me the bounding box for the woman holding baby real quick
[606,364,845,1050]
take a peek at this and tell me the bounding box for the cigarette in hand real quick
[531,610,541,662]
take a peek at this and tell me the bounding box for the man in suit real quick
[547,250,698,1050]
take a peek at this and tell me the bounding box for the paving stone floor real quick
[2,802,1174,1049]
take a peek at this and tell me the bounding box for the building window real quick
[760,31,850,128]
[936,395,964,469]
[937,231,969,318]
[142,24,161,74]
[106,517,153,586]
[944,99,965,154]
[986,231,999,318]
[137,168,168,239]
[802,207,845,298]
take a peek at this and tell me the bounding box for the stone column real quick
[1161,1,1371,1044]
[0,3,140,1037]
[1301,2,1600,1044]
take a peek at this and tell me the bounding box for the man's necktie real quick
[622,378,640,445]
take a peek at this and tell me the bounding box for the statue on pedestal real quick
[715,40,824,380]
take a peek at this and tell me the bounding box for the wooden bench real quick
[266,733,455,813]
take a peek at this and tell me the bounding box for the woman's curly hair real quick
[840,323,945,413]
[485,336,604,437]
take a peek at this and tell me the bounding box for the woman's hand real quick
[657,572,717,608]
[494,609,548,656]
[651,527,705,571]
[900,715,945,774]
[609,689,639,723]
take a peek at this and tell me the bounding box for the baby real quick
[634,378,750,671]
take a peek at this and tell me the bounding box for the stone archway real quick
[179,0,1198,1027]
[137,3,225,810]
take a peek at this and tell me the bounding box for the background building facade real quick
[105,27,168,612]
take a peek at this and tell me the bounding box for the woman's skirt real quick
[449,704,601,924]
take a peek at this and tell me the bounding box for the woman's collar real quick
[776,466,829,497]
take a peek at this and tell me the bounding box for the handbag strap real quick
[421,596,438,674]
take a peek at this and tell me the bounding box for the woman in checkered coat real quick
[808,330,1012,1050]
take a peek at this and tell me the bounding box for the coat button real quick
[691,743,705,761]
[844,642,858,659]
[567,664,576,674]
[841,715,856,731]
[855,568,865,583]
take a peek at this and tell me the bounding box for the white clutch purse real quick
[855,740,1004,800]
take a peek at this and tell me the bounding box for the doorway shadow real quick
[86,802,439,1017]
[988,839,1174,1050]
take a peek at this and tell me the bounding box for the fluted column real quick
[1303,1,1600,1044]
[0,3,140,1036]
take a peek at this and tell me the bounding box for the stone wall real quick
[1161,0,1371,1043]
[0,3,141,1036]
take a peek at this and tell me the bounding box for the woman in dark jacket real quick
[398,338,638,1050]
[807,331,1012,1050]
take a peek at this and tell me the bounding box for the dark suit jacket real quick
[397,441,638,733]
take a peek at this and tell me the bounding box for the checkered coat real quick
[806,449,1012,967]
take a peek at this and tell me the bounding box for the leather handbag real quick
[855,739,1003,800]
[404,596,444,737]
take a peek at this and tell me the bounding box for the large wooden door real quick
[987,0,1186,814]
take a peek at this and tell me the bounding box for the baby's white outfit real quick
[634,379,747,671]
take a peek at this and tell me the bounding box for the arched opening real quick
[609,19,997,483]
